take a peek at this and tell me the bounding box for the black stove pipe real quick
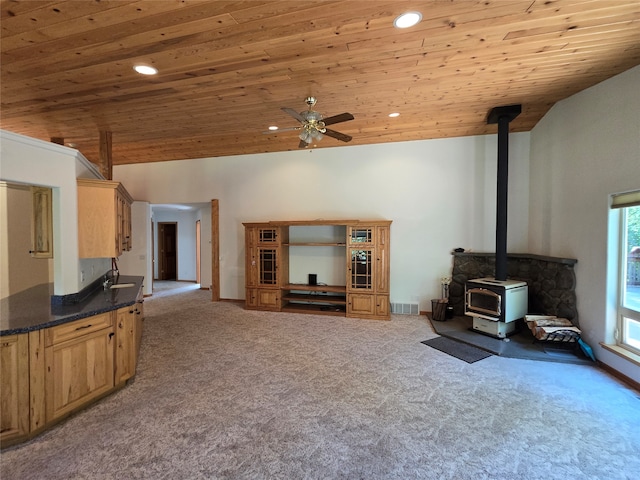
[487,104,521,281]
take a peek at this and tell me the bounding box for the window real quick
[612,191,640,356]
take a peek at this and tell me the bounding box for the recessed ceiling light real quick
[133,64,158,75]
[389,112,400,118]
[268,126,278,131]
[394,11,422,29]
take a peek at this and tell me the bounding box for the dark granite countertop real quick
[0,275,144,336]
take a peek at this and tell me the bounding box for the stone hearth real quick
[450,252,578,325]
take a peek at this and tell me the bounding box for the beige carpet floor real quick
[1,282,639,479]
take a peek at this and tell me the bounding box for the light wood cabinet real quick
[244,226,287,311]
[115,302,144,385]
[30,186,53,258]
[1,297,144,448]
[45,313,115,422]
[0,334,30,444]
[243,220,391,320]
[134,302,144,362]
[115,307,136,385]
[77,178,133,258]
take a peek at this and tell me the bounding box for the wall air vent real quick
[391,302,419,315]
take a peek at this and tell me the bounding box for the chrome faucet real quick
[103,269,119,290]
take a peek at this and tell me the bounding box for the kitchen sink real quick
[110,283,136,289]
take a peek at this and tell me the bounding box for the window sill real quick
[600,343,640,367]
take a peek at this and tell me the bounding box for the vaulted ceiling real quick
[2,0,639,166]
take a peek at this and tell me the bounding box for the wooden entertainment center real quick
[243,220,391,320]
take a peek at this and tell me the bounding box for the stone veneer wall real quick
[449,252,578,325]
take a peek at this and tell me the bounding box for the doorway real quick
[158,222,177,280]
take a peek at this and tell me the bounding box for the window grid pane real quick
[260,249,277,285]
[259,228,277,243]
[351,249,372,289]
[350,228,372,243]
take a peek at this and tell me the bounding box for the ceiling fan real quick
[272,97,355,148]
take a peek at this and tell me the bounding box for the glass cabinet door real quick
[349,249,373,291]
[258,248,278,286]
[348,227,373,246]
[258,228,278,244]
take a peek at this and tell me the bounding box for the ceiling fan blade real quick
[324,128,352,142]
[281,107,305,123]
[298,139,308,149]
[322,113,354,126]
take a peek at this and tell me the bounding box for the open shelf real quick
[282,292,346,305]
[283,284,346,293]
[281,302,346,316]
[281,283,347,316]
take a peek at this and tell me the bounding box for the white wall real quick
[118,202,153,296]
[0,131,104,295]
[529,65,640,383]
[114,132,531,310]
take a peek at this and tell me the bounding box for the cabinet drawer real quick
[46,312,113,346]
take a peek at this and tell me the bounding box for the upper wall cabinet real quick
[77,179,133,258]
[30,187,53,258]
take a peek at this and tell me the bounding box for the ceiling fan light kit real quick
[280,96,354,149]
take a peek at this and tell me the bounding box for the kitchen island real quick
[1,275,144,448]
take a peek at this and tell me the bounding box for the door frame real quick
[196,219,201,285]
[211,199,220,301]
[158,221,178,280]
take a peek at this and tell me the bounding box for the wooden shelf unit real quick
[243,220,391,320]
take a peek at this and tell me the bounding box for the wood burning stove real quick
[463,104,528,339]
[465,278,528,338]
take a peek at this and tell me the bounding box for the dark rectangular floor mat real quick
[421,336,493,363]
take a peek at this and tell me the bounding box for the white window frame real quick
[612,191,640,356]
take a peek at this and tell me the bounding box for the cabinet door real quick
[134,303,144,363]
[0,334,30,444]
[347,293,376,317]
[122,194,132,252]
[246,288,258,309]
[45,328,115,422]
[258,247,279,287]
[77,181,117,258]
[375,226,390,294]
[348,226,374,246]
[257,227,279,245]
[245,228,258,288]
[348,248,374,292]
[30,187,53,258]
[115,308,136,385]
[77,179,132,258]
[375,295,390,317]
[257,289,281,310]
[116,191,132,254]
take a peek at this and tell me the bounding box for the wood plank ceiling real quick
[2,0,639,166]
